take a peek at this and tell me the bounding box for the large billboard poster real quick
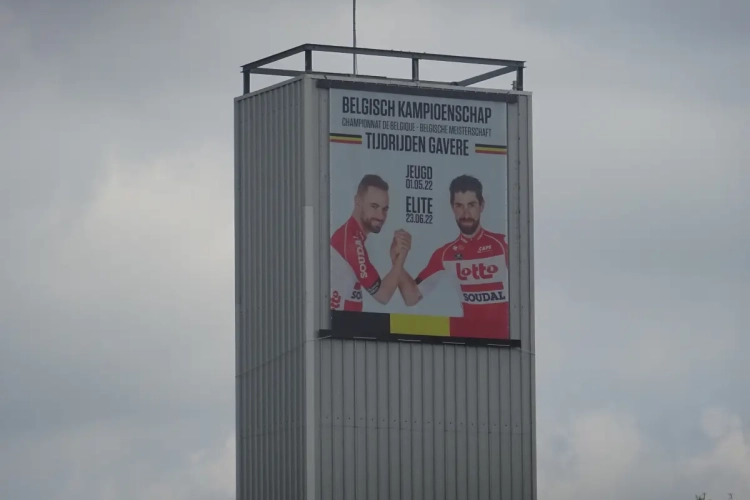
[328,87,511,342]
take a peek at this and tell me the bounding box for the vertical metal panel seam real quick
[527,94,537,500]
[246,96,252,500]
[293,81,300,499]
[399,344,404,500]
[245,96,252,500]
[269,87,276,499]
[248,95,256,500]
[237,97,242,500]
[250,99,258,497]
[286,84,292,500]
[301,80,306,500]
[253,93,260,500]
[234,98,242,500]
[442,345,447,500]
[280,86,284,499]
[254,91,261,500]
[352,340,367,500]
[503,339,511,499]
[244,96,251,500]
[290,82,296,499]
[274,85,280,361]
[282,84,288,500]
[306,79,315,500]
[270,88,277,500]
[268,92,275,500]
[295,81,302,500]
[509,98,520,500]
[408,343,412,500]
[519,96,528,500]
[300,80,306,500]
[259,89,266,368]
[293,82,298,500]
[280,84,285,500]
[373,343,377,500]
[239,92,243,493]
[260,92,268,500]
[477,347,482,500]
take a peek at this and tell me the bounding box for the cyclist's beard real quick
[362,217,384,234]
[457,217,479,235]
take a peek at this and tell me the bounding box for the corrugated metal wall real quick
[235,78,307,500]
[315,341,532,500]
[236,76,535,500]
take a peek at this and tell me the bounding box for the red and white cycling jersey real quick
[330,216,382,311]
[415,228,509,337]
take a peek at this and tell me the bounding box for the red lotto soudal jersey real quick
[329,216,382,311]
[415,227,510,338]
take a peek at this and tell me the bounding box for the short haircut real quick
[449,175,484,204]
[357,174,389,196]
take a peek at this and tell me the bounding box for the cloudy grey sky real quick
[1,0,748,499]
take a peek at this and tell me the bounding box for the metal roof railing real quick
[240,43,526,94]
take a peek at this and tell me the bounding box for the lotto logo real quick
[456,262,499,281]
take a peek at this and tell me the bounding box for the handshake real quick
[389,229,413,265]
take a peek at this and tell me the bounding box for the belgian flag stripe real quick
[330,310,389,335]
[475,143,507,155]
[390,314,451,336]
[326,310,514,344]
[330,132,363,144]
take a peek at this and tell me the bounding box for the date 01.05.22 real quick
[405,165,433,191]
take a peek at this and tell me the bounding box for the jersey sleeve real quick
[341,237,382,295]
[414,247,446,297]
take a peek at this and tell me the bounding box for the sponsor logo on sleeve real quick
[354,239,368,279]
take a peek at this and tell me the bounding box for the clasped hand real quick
[390,229,412,264]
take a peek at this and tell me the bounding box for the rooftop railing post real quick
[412,58,419,81]
[515,67,524,91]
[305,50,313,72]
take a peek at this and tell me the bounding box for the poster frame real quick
[317,79,523,348]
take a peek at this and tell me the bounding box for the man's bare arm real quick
[396,270,423,306]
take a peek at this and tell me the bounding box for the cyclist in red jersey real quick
[330,174,410,312]
[391,174,509,338]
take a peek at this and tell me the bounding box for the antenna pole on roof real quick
[353,0,358,74]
